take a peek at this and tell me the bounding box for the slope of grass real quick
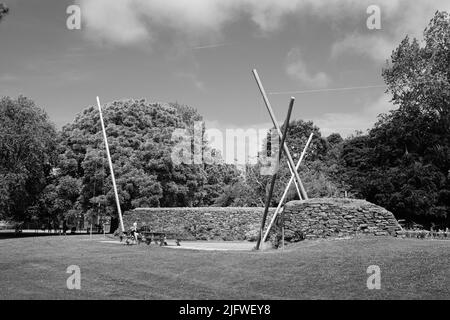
[0,235,449,299]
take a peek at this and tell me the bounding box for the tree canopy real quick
[216,120,344,207]
[340,11,450,227]
[41,99,240,227]
[0,96,58,221]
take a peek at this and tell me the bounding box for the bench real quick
[119,226,184,246]
[140,231,181,246]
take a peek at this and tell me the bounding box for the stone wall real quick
[123,207,275,241]
[272,198,401,245]
[125,199,401,244]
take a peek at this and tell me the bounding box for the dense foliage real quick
[217,120,345,207]
[0,96,58,221]
[38,99,240,227]
[340,11,450,228]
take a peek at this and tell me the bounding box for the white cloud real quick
[331,0,450,62]
[78,0,450,61]
[243,0,301,31]
[77,0,305,45]
[331,33,394,62]
[75,0,398,47]
[286,48,331,88]
[312,94,395,137]
[175,72,206,91]
[80,0,151,45]
[206,94,395,140]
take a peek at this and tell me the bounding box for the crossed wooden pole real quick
[252,69,309,250]
[255,97,294,249]
[262,133,314,243]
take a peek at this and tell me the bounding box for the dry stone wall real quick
[272,198,401,245]
[124,207,275,241]
[126,199,401,244]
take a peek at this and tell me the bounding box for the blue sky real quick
[1,0,449,137]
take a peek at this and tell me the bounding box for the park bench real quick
[141,231,181,246]
[119,226,182,246]
[139,226,182,246]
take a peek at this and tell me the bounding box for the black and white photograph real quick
[0,0,449,307]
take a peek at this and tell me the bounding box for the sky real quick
[1,0,449,137]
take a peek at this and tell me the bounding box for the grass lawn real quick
[0,235,449,299]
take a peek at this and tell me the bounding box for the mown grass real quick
[0,235,449,299]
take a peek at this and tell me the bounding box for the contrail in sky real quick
[191,43,230,50]
[268,85,387,95]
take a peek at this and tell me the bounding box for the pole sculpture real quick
[262,133,314,243]
[96,96,125,233]
[255,98,294,250]
[288,163,302,200]
[252,69,308,201]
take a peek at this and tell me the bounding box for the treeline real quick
[0,11,448,229]
[341,12,450,228]
[0,95,346,229]
[0,98,242,229]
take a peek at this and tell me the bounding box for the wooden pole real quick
[255,98,294,250]
[262,133,314,243]
[252,69,308,200]
[288,162,302,200]
[96,97,125,233]
[281,208,285,250]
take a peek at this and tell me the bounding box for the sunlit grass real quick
[0,235,449,299]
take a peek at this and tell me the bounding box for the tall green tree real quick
[238,120,344,207]
[0,96,58,221]
[53,99,240,228]
[342,11,450,227]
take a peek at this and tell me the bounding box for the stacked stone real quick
[274,198,401,244]
[123,207,275,241]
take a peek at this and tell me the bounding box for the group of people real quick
[122,221,172,246]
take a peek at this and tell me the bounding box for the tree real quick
[0,96,58,221]
[212,180,261,207]
[341,11,450,227]
[327,133,344,147]
[241,120,345,207]
[37,175,82,227]
[55,99,240,228]
[381,11,450,172]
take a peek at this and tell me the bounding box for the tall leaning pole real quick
[252,69,308,200]
[96,96,125,233]
[255,97,295,250]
